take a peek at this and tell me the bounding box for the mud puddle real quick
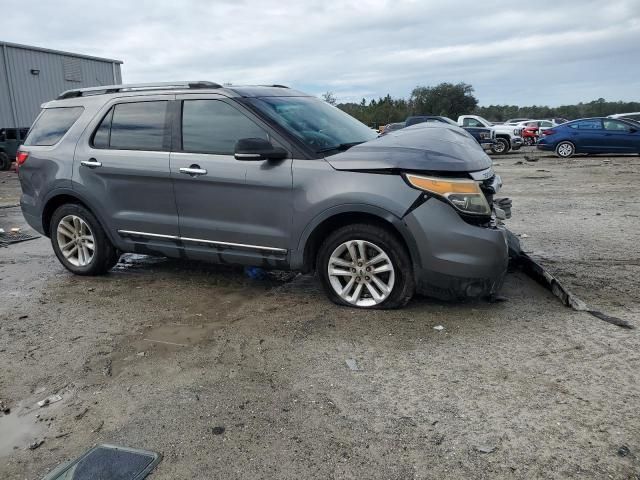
[0,408,45,457]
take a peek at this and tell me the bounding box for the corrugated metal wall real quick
[0,43,122,128]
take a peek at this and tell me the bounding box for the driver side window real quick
[603,119,630,131]
[182,100,269,155]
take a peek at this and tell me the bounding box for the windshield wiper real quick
[316,141,365,154]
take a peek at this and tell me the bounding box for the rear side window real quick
[463,118,484,128]
[24,107,84,146]
[92,101,169,151]
[570,120,602,130]
[181,100,268,155]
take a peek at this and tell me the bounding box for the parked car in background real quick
[458,115,523,154]
[17,81,510,309]
[379,122,405,136]
[608,112,640,123]
[520,119,566,145]
[503,118,531,125]
[405,115,494,149]
[0,127,29,170]
[537,117,640,157]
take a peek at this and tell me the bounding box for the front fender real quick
[290,203,422,271]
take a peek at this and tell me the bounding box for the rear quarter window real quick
[24,107,84,146]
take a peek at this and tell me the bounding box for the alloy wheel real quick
[327,240,395,307]
[557,142,574,157]
[492,140,507,154]
[56,215,96,267]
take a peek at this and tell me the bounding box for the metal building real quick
[1,41,122,128]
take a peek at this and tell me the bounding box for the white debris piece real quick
[433,325,445,331]
[345,358,361,371]
[37,394,62,408]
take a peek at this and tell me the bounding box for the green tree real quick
[410,82,478,119]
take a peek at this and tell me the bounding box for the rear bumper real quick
[403,199,508,300]
[20,195,46,235]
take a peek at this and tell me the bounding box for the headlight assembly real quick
[404,174,491,216]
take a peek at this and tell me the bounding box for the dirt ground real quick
[0,148,639,479]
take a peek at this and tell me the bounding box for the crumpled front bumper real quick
[403,198,509,301]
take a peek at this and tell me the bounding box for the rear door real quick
[74,95,179,238]
[568,119,604,151]
[170,95,293,262]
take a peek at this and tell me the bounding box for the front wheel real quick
[555,141,575,158]
[491,138,510,155]
[50,204,119,275]
[316,224,415,309]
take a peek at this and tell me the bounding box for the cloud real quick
[3,0,639,105]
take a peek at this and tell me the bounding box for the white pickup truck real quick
[458,115,524,154]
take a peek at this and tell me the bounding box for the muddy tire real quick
[491,138,510,155]
[50,204,119,275]
[555,141,575,158]
[0,152,11,171]
[316,223,414,309]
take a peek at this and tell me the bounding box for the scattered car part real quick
[42,444,161,480]
[508,231,633,329]
[0,229,39,248]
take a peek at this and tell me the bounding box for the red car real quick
[521,119,568,145]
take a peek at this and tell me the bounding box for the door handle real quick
[179,165,207,176]
[81,158,102,168]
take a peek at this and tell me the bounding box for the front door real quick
[74,95,179,238]
[601,119,635,153]
[170,95,293,264]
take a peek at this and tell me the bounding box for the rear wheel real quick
[555,141,575,158]
[50,204,119,275]
[0,152,11,171]
[491,138,510,154]
[317,224,414,309]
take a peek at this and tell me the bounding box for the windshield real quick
[247,96,377,155]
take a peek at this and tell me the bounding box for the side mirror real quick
[629,128,638,133]
[234,138,288,161]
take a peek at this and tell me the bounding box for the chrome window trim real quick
[117,230,287,254]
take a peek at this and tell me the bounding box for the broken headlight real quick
[404,174,491,216]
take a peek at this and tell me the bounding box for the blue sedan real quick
[537,117,640,158]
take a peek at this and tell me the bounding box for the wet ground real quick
[0,150,639,479]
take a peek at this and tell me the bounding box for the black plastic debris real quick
[506,230,633,330]
[42,444,161,480]
[0,230,39,247]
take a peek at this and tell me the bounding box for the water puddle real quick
[0,409,45,457]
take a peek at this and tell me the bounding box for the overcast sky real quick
[4,0,639,106]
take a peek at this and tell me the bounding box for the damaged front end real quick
[400,167,512,301]
[326,123,513,301]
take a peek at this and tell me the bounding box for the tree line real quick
[323,83,640,127]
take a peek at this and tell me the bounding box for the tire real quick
[0,152,11,171]
[50,203,119,275]
[555,141,575,158]
[316,223,415,309]
[491,138,510,155]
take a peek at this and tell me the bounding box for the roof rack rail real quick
[270,84,289,88]
[57,81,222,100]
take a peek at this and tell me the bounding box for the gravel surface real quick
[1,150,638,479]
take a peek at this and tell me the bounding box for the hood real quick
[326,123,492,173]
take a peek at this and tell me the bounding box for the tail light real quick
[16,150,29,166]
[541,129,555,136]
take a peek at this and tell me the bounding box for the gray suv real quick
[17,81,509,309]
